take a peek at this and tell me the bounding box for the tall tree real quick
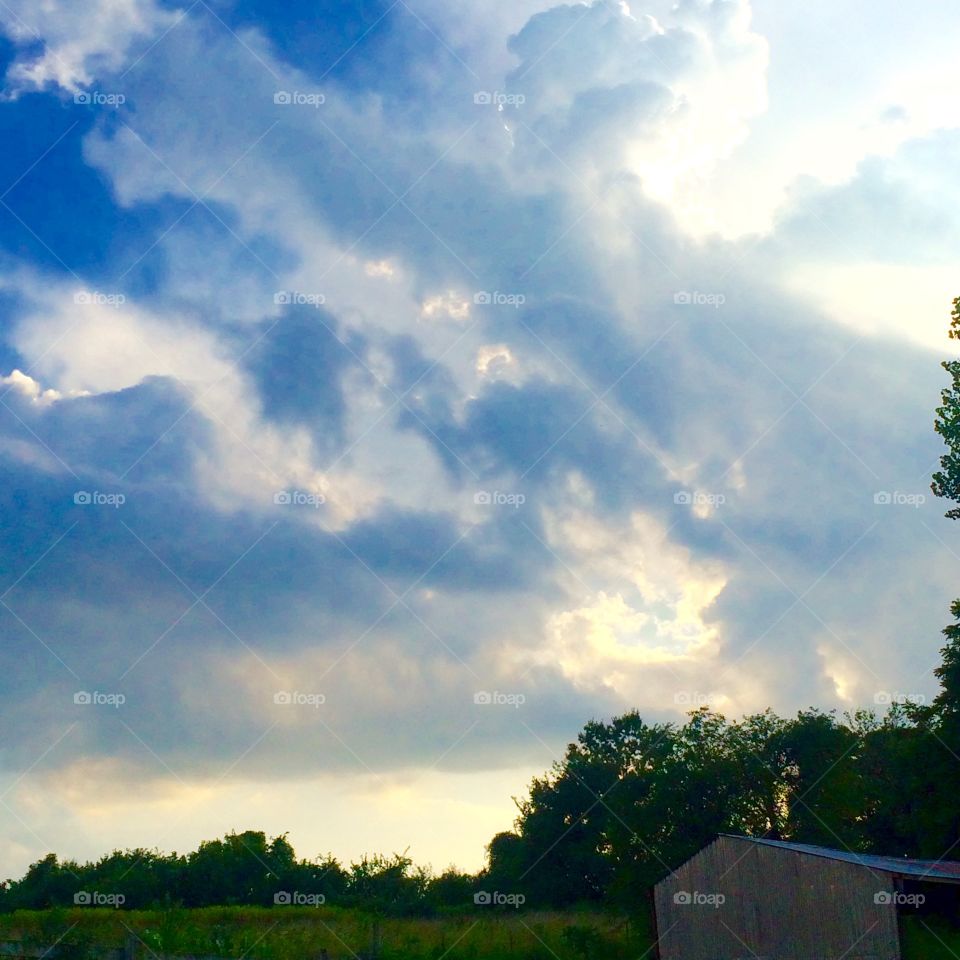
[923,295,960,858]
[932,297,960,517]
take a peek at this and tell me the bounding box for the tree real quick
[343,852,429,916]
[775,709,863,848]
[483,831,526,894]
[183,831,280,906]
[932,297,960,517]
[925,295,960,858]
[425,867,474,910]
[726,710,791,839]
[0,854,80,910]
[857,706,939,857]
[509,711,682,905]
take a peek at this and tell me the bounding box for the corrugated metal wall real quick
[654,836,902,960]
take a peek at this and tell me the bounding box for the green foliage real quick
[932,297,960,518]
[922,297,960,858]
[496,705,883,907]
[0,833,351,914]
[24,907,96,960]
[427,868,475,909]
[0,706,951,916]
[0,907,646,960]
[343,852,429,916]
[901,916,960,959]
[559,924,603,958]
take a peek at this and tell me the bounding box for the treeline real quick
[488,684,960,906]
[0,836,475,915]
[4,648,960,914]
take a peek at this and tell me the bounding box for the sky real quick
[0,0,959,878]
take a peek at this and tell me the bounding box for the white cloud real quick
[12,280,232,394]
[0,0,178,95]
[0,369,68,405]
[475,343,515,378]
[504,0,769,230]
[420,291,472,323]
[782,262,960,353]
[523,504,728,705]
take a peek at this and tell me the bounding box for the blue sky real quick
[0,0,959,875]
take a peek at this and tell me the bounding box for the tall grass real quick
[900,916,960,960]
[0,906,655,960]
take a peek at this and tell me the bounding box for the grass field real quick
[5,906,960,958]
[0,906,655,960]
[901,916,960,959]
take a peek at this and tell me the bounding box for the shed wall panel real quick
[654,836,902,960]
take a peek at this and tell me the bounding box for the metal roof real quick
[722,834,960,883]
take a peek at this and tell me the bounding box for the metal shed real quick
[653,834,960,960]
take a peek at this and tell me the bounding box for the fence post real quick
[124,933,137,960]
